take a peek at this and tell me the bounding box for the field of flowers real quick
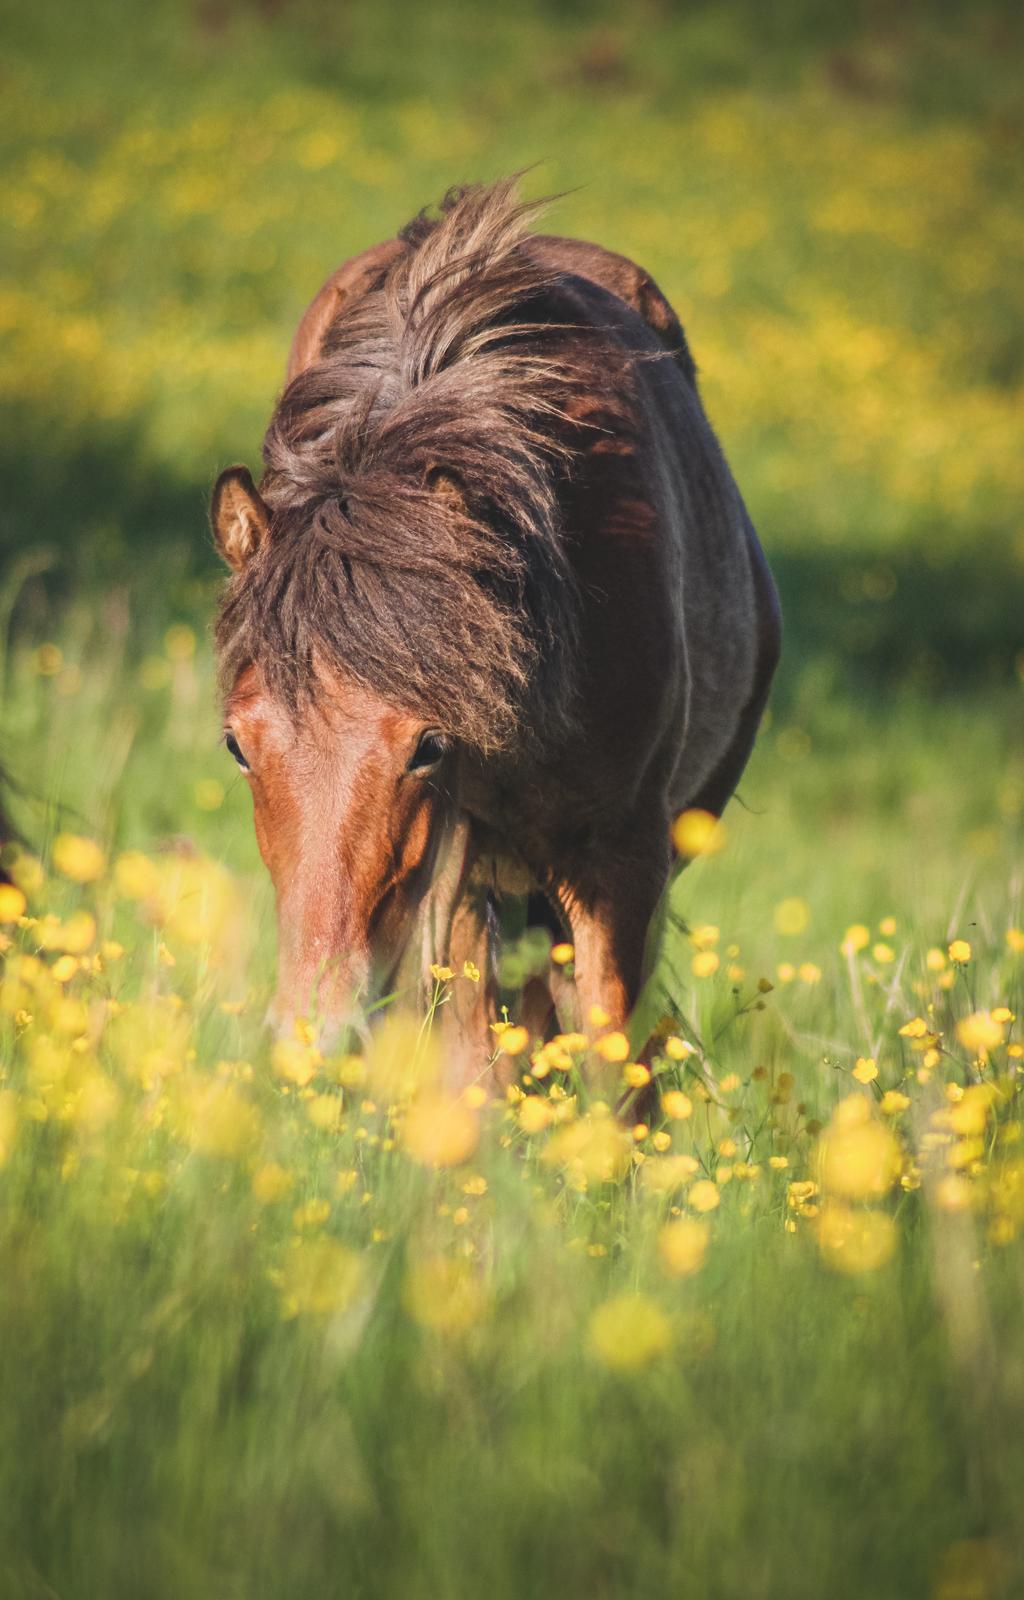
[2,1,1023,1595]
[1,619,1022,1598]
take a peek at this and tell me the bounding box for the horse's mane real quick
[216,177,625,754]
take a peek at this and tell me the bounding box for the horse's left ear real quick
[210,466,270,572]
[426,465,466,515]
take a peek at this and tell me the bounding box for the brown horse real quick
[210,178,780,1082]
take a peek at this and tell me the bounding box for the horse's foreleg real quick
[439,880,501,1093]
[555,840,670,1070]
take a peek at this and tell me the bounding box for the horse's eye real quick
[224,731,249,770]
[407,731,448,774]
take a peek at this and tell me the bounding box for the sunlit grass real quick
[1,620,1023,1596]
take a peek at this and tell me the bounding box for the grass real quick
[2,1,1024,1595]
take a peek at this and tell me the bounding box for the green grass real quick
[2,2,1024,1595]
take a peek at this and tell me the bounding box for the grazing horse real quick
[210,178,780,1081]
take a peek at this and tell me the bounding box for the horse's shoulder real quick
[527,235,696,384]
[285,237,409,382]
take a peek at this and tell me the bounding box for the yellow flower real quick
[878,916,897,937]
[52,834,105,883]
[640,1154,700,1195]
[798,962,822,985]
[852,1057,878,1084]
[113,849,163,901]
[955,1011,1004,1055]
[817,1203,896,1274]
[899,1017,929,1038]
[661,1090,693,1121]
[588,1293,672,1369]
[461,1175,488,1196]
[461,959,480,983]
[306,1093,343,1131]
[1006,928,1024,954]
[497,1025,530,1057]
[691,951,720,978]
[658,1218,709,1278]
[774,897,810,936]
[689,923,719,950]
[817,1097,900,1198]
[402,1092,479,1168]
[623,1063,651,1089]
[948,939,972,964]
[594,1030,630,1063]
[841,924,871,955]
[518,1096,553,1134]
[880,1090,910,1116]
[663,1035,694,1060]
[0,884,27,923]
[947,1084,995,1137]
[550,942,574,966]
[292,1198,331,1230]
[272,1037,321,1088]
[925,947,947,972]
[252,1163,293,1203]
[429,964,454,983]
[872,942,895,964]
[688,1179,721,1213]
[543,1114,632,1185]
[672,808,726,858]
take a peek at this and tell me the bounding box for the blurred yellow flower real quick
[588,1292,671,1369]
[273,1037,322,1088]
[497,1025,530,1057]
[594,1030,630,1063]
[661,1090,693,1121]
[688,1179,721,1213]
[658,1218,709,1277]
[774,898,810,936]
[841,924,870,955]
[817,1097,900,1199]
[691,951,720,978]
[672,809,726,858]
[52,834,105,883]
[402,1092,479,1168]
[817,1203,896,1274]
[955,1011,1004,1055]
[852,1057,878,1083]
[252,1162,293,1203]
[550,942,574,966]
[948,939,972,964]
[0,884,27,923]
[518,1096,553,1134]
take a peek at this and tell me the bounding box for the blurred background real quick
[1,0,1022,949]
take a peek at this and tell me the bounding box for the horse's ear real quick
[210,466,270,572]
[426,466,466,516]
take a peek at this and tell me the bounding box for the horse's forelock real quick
[215,178,623,754]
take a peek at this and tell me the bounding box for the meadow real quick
[1,1,1023,1596]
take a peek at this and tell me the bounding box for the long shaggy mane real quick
[216,177,621,753]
